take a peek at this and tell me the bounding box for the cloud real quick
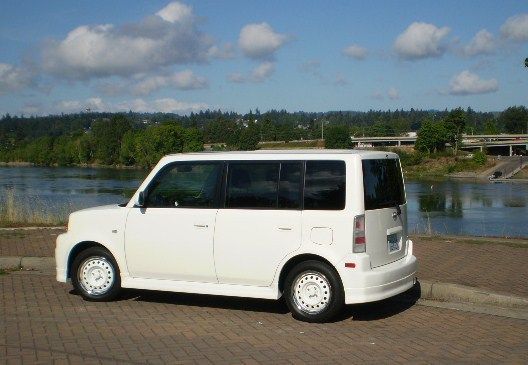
[370,91,384,100]
[500,13,528,42]
[228,61,275,83]
[388,87,400,100]
[53,96,208,114]
[449,70,498,95]
[251,61,275,82]
[394,22,450,60]
[132,70,208,95]
[207,43,236,59]
[342,44,367,60]
[42,2,215,79]
[462,29,495,56]
[0,63,34,95]
[238,23,289,59]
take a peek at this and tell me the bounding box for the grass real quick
[0,189,68,227]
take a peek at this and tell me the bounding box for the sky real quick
[0,0,527,116]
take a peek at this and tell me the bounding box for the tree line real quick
[0,106,526,167]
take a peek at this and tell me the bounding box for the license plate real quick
[387,233,400,252]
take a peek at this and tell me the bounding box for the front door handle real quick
[278,227,292,231]
[194,224,208,228]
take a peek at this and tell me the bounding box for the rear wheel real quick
[284,260,344,322]
[71,247,121,301]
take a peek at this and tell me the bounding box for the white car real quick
[56,150,417,322]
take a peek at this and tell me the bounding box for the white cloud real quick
[388,87,400,100]
[228,61,276,83]
[342,44,367,60]
[238,23,289,59]
[0,63,33,94]
[370,91,384,100]
[53,96,208,114]
[394,22,450,60]
[132,70,208,95]
[463,29,495,56]
[207,43,236,59]
[156,1,193,24]
[251,61,275,82]
[449,70,498,95]
[500,13,528,42]
[42,2,214,79]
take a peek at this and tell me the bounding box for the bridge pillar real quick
[480,146,483,152]
[509,145,513,156]
[398,140,401,147]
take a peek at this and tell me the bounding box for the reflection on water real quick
[1,167,527,237]
[407,179,528,237]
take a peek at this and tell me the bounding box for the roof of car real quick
[166,149,397,158]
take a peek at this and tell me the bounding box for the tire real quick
[284,260,344,323]
[71,246,121,302]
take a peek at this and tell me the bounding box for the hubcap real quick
[292,271,331,314]
[78,256,115,296]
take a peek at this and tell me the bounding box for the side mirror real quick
[136,191,145,207]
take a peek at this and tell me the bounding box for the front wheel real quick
[284,260,344,322]
[71,247,121,301]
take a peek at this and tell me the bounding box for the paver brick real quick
[1,272,527,363]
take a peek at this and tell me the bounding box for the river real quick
[1,166,527,237]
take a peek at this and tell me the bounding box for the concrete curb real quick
[419,280,528,309]
[0,256,55,272]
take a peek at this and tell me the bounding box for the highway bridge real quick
[351,134,528,156]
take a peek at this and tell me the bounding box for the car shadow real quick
[105,281,422,321]
[125,289,291,314]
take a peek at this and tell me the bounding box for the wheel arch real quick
[67,241,111,279]
[277,254,342,293]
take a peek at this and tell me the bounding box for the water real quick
[1,166,527,237]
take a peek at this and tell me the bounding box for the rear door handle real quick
[278,227,292,231]
[194,224,208,228]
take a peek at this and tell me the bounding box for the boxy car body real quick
[56,150,417,322]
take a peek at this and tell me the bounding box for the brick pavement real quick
[1,228,527,298]
[1,271,527,364]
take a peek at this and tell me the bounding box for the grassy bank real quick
[0,189,67,227]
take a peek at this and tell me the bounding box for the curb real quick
[419,280,528,309]
[0,256,55,272]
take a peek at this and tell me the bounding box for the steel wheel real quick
[292,271,332,315]
[78,256,115,296]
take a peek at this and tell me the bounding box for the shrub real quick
[472,150,487,166]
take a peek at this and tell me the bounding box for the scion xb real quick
[56,150,417,322]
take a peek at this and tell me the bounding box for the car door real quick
[124,161,222,282]
[214,161,303,286]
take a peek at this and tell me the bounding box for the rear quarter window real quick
[362,158,405,210]
[304,160,346,210]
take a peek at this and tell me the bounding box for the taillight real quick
[353,214,366,253]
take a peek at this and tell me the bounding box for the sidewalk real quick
[1,227,527,299]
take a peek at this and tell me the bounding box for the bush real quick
[472,150,487,166]
[324,125,352,149]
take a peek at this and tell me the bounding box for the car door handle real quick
[278,227,292,231]
[194,224,208,228]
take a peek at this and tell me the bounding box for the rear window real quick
[362,158,405,210]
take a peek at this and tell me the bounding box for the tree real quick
[91,115,132,165]
[415,119,448,153]
[500,106,528,133]
[443,108,466,155]
[237,122,260,150]
[134,124,184,167]
[324,125,352,149]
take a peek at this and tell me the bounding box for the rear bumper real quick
[339,240,418,304]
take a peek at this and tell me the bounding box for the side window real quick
[279,162,302,209]
[226,163,279,208]
[146,162,222,208]
[304,160,346,210]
